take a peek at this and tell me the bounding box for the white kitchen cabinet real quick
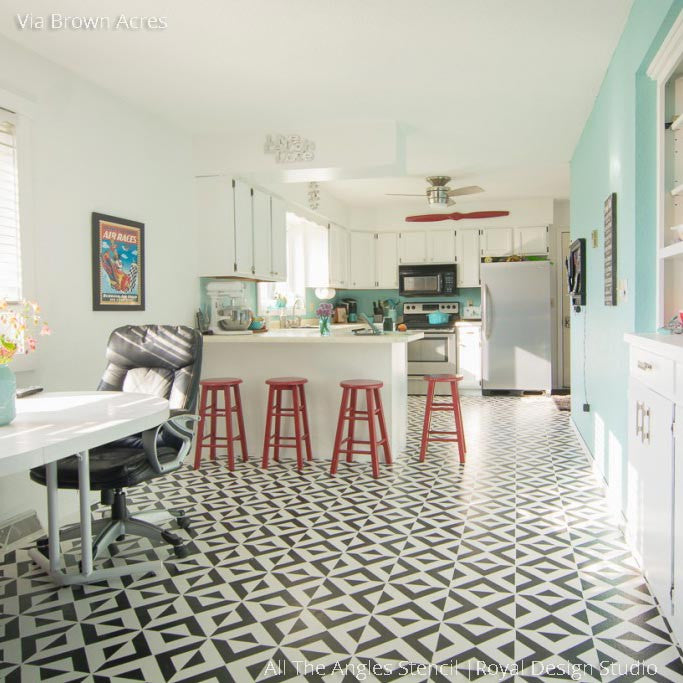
[456,229,480,287]
[252,188,272,279]
[428,230,456,263]
[673,407,683,636]
[480,228,514,258]
[627,377,674,613]
[399,231,428,264]
[270,196,287,281]
[329,223,349,288]
[196,177,235,277]
[233,179,254,276]
[349,232,376,289]
[457,324,482,390]
[376,232,399,288]
[514,226,548,255]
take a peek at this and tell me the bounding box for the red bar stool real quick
[420,374,466,463]
[261,377,312,471]
[330,380,392,478]
[193,378,248,471]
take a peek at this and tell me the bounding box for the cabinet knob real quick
[637,360,653,371]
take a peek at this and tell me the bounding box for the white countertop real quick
[204,330,424,344]
[624,332,683,361]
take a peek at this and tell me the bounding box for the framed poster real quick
[604,193,617,306]
[91,212,145,311]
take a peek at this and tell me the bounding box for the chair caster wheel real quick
[176,516,191,530]
[36,536,49,549]
[116,535,125,542]
[108,543,118,557]
[174,544,189,559]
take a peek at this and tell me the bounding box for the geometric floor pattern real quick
[1,395,682,682]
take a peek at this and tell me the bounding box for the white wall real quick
[0,36,198,527]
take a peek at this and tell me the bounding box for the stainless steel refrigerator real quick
[480,261,552,392]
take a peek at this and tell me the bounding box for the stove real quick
[404,302,459,395]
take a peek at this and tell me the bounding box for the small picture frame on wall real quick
[91,212,145,311]
[604,193,617,306]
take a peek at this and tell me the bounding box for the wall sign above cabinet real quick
[264,134,316,163]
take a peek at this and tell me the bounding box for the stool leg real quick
[420,380,435,462]
[450,381,466,463]
[233,384,249,462]
[366,389,380,478]
[373,388,392,466]
[209,388,218,461]
[273,388,282,463]
[345,388,358,463]
[193,384,209,469]
[223,387,235,472]
[298,385,313,462]
[261,385,275,469]
[291,387,304,471]
[331,387,350,475]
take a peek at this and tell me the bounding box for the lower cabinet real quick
[627,378,674,612]
[457,324,481,390]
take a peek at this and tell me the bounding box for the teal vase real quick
[0,364,16,426]
[319,316,331,337]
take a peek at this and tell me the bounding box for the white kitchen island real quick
[201,329,423,464]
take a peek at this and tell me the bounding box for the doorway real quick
[560,231,571,388]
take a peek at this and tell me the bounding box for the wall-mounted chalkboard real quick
[604,193,617,306]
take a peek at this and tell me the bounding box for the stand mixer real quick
[207,281,253,335]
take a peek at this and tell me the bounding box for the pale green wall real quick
[571,0,682,511]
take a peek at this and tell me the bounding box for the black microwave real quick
[398,264,457,297]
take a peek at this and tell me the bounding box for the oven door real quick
[407,332,457,375]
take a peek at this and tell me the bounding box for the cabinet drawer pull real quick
[637,360,653,371]
[636,401,643,436]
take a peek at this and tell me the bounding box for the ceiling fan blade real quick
[447,185,484,197]
[405,210,509,223]
[385,193,426,197]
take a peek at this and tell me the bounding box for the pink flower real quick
[40,323,51,336]
[26,336,36,352]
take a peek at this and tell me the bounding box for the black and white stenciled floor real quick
[1,395,683,682]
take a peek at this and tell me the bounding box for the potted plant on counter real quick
[0,300,51,426]
[316,302,334,337]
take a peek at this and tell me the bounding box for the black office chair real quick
[31,324,203,560]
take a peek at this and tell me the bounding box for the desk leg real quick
[77,451,93,576]
[46,461,61,573]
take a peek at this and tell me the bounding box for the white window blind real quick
[0,111,21,301]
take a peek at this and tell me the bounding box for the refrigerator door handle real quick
[483,284,492,340]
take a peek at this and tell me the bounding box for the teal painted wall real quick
[570,0,682,510]
[306,287,481,319]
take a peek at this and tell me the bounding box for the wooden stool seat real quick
[262,378,312,471]
[194,378,248,471]
[330,379,391,478]
[420,374,466,463]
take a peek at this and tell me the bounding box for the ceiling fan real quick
[385,175,510,223]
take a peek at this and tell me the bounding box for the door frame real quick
[556,229,571,388]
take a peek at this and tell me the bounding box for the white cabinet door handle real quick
[636,401,643,436]
[637,360,653,371]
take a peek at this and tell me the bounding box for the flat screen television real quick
[566,238,586,310]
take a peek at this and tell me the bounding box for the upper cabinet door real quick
[399,231,428,264]
[514,226,548,255]
[195,177,236,277]
[252,188,272,279]
[234,179,254,276]
[329,224,349,287]
[270,196,287,281]
[456,229,481,287]
[428,230,456,263]
[376,232,399,288]
[481,228,513,257]
[349,232,376,289]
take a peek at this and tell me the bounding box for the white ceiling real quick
[0,0,633,205]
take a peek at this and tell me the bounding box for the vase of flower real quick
[316,302,334,337]
[0,299,51,427]
[0,364,16,426]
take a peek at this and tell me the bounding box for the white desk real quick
[0,391,169,585]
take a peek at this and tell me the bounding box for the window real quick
[0,110,21,301]
[258,212,325,313]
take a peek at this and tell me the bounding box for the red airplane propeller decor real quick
[405,210,510,223]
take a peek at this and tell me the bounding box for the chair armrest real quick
[141,414,200,474]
